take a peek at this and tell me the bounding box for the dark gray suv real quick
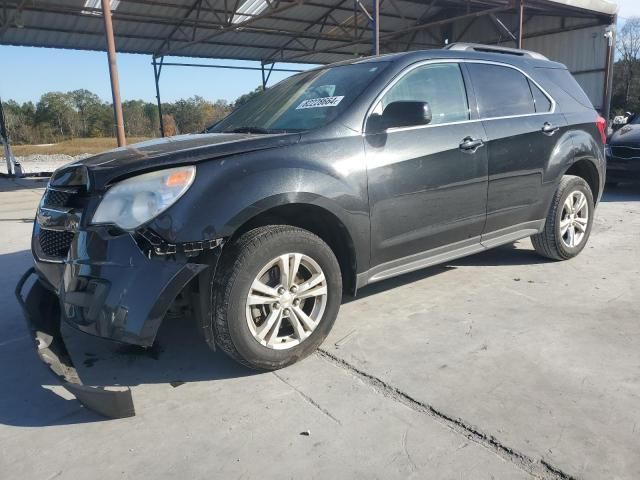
[17,43,605,417]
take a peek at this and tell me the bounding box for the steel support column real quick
[101,0,126,146]
[0,97,17,176]
[153,57,165,138]
[518,0,525,49]
[372,0,380,55]
[602,24,615,120]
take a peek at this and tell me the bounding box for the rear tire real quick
[212,225,342,370]
[531,175,594,261]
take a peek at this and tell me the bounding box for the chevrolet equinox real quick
[17,44,606,412]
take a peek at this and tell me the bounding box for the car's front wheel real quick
[212,225,342,370]
[531,175,594,260]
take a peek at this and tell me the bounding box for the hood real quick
[51,132,301,190]
[608,124,640,146]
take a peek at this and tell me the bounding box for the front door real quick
[365,62,489,274]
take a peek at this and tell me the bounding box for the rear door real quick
[365,61,488,271]
[465,62,567,243]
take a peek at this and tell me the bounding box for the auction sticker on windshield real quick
[296,96,345,109]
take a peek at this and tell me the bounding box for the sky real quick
[0,0,637,105]
[616,0,640,19]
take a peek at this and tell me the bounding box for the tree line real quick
[612,18,640,115]
[2,86,262,145]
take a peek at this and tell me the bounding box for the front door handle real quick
[459,137,484,153]
[542,122,560,135]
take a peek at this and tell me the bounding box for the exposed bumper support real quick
[16,268,135,419]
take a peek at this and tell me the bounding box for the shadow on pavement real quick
[345,241,552,303]
[0,248,257,427]
[601,183,640,202]
[448,242,550,267]
[0,238,564,427]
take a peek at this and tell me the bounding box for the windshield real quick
[209,62,389,134]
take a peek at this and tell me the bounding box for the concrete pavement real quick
[0,177,638,479]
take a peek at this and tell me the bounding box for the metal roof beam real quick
[263,0,350,62]
[0,24,331,58]
[5,1,396,48]
[157,1,301,57]
[154,0,204,56]
[282,4,512,61]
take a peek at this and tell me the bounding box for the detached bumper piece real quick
[15,268,135,419]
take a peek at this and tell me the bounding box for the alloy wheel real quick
[245,253,328,350]
[560,190,589,248]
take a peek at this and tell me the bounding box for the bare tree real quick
[616,17,640,107]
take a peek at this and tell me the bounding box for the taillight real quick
[596,115,607,144]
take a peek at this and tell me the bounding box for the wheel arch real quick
[564,158,600,203]
[226,200,359,296]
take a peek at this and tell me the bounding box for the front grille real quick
[39,229,74,258]
[610,146,640,160]
[43,189,72,207]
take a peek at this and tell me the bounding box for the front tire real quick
[531,175,594,260]
[212,226,342,370]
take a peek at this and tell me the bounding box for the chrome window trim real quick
[362,58,557,135]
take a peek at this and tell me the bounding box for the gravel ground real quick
[0,153,90,176]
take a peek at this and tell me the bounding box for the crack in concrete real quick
[317,349,577,480]
[402,429,417,473]
[272,371,342,426]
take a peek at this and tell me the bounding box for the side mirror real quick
[376,101,432,131]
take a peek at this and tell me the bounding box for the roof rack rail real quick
[444,43,549,61]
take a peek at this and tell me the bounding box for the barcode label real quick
[296,96,345,109]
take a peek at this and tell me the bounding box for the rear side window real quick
[529,80,552,113]
[467,63,535,118]
[376,63,470,125]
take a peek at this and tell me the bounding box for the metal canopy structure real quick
[0,0,616,64]
[0,0,618,153]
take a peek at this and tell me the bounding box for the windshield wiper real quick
[223,126,283,134]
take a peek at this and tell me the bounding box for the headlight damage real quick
[92,166,196,230]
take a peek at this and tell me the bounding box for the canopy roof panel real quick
[0,0,617,65]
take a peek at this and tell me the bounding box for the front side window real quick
[468,63,535,118]
[373,63,470,125]
[209,62,389,133]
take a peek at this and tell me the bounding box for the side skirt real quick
[356,220,545,290]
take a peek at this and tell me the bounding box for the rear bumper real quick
[15,268,135,419]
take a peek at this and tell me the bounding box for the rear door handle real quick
[542,122,560,135]
[459,137,484,153]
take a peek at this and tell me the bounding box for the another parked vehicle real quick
[17,44,605,417]
[606,114,640,186]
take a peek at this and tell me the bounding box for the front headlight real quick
[92,166,196,230]
[605,145,612,157]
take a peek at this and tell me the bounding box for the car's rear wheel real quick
[531,175,594,260]
[212,225,342,370]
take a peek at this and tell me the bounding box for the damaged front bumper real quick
[19,176,223,417]
[16,268,136,419]
[20,227,220,419]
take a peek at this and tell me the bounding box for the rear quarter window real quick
[529,80,553,113]
[537,68,594,109]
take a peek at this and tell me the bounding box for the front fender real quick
[149,135,370,273]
